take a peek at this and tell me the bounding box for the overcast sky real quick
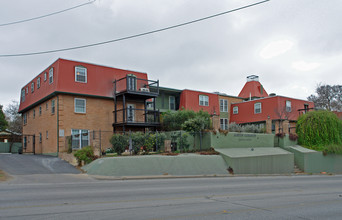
[1,0,341,108]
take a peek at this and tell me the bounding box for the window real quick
[21,89,25,102]
[26,87,28,94]
[254,102,262,114]
[71,129,89,149]
[46,103,48,110]
[39,106,42,116]
[23,113,27,125]
[49,67,53,84]
[46,131,48,139]
[169,96,176,110]
[44,72,47,81]
[33,110,35,119]
[74,98,86,113]
[220,118,228,130]
[39,133,42,143]
[75,66,87,83]
[37,77,41,89]
[199,95,209,106]
[220,99,228,112]
[233,106,238,114]
[286,100,291,112]
[31,82,34,93]
[51,100,55,114]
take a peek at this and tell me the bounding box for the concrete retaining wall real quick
[211,132,274,149]
[285,145,342,173]
[83,154,229,176]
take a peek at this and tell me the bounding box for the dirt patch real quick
[0,170,11,182]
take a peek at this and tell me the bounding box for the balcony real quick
[114,76,159,98]
[113,108,160,127]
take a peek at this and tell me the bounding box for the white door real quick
[127,104,135,122]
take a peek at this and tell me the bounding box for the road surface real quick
[1,174,342,219]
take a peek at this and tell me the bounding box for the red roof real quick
[19,58,148,112]
[238,81,268,99]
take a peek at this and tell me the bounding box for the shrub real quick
[131,132,145,154]
[155,132,167,151]
[275,132,285,138]
[74,146,95,165]
[296,110,342,154]
[110,134,128,155]
[229,123,264,133]
[178,132,190,152]
[289,133,298,141]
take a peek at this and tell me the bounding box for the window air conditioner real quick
[140,88,150,92]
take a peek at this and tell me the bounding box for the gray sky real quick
[1,0,341,108]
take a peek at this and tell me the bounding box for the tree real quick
[0,105,8,131]
[4,101,22,134]
[308,84,342,111]
[296,110,342,154]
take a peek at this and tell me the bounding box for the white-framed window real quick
[71,129,89,149]
[74,98,86,113]
[286,100,292,112]
[26,87,28,94]
[51,99,55,114]
[39,106,42,116]
[169,96,176,110]
[49,67,54,84]
[220,118,228,130]
[254,102,262,114]
[199,95,209,106]
[31,82,34,93]
[23,113,27,125]
[233,106,238,114]
[127,74,137,91]
[37,77,41,89]
[75,66,87,83]
[21,89,25,102]
[220,99,228,112]
[44,72,47,81]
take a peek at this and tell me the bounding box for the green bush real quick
[296,110,342,154]
[74,146,95,165]
[131,132,145,154]
[110,134,128,155]
[178,132,190,152]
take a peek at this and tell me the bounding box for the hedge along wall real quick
[163,131,211,151]
[211,132,275,149]
[285,145,342,173]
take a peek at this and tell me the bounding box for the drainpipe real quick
[56,95,59,157]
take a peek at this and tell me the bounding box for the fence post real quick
[155,131,158,152]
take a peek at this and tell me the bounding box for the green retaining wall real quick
[83,154,229,176]
[0,142,22,153]
[216,148,294,174]
[285,145,342,173]
[274,136,297,148]
[211,132,274,149]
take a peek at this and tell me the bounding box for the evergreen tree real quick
[0,105,8,131]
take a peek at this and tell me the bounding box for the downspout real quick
[56,95,59,157]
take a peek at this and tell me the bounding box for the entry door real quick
[127,76,137,91]
[127,104,135,122]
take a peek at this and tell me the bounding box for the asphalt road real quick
[1,175,342,219]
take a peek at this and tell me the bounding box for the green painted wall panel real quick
[0,142,22,153]
[287,146,342,173]
[211,132,274,149]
